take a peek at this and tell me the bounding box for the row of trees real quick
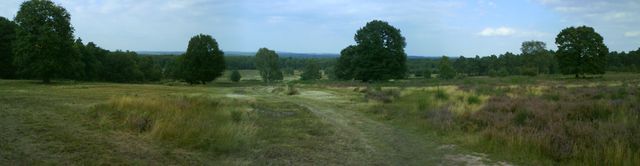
[430,26,608,79]
[0,0,631,84]
[0,1,162,83]
[1,0,325,84]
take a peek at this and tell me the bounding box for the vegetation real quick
[300,60,322,81]
[255,48,283,83]
[556,26,608,78]
[438,56,456,79]
[13,0,80,83]
[3,1,640,165]
[336,20,407,81]
[0,16,16,79]
[230,70,241,82]
[362,77,640,165]
[177,34,225,84]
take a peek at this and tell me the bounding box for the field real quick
[1,72,640,165]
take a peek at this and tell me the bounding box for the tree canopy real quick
[178,34,226,84]
[520,41,557,75]
[0,17,17,79]
[255,48,282,83]
[300,60,322,81]
[438,56,456,79]
[336,20,407,82]
[555,26,608,78]
[230,70,241,82]
[13,0,81,83]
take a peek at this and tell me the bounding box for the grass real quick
[90,96,256,152]
[361,74,640,165]
[3,72,640,165]
[0,79,343,164]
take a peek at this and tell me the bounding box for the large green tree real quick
[13,0,82,83]
[255,48,282,83]
[335,45,356,80]
[300,60,321,81]
[336,20,407,82]
[438,56,456,79]
[521,40,556,75]
[0,17,17,79]
[555,26,608,78]
[179,34,225,84]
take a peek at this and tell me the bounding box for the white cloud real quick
[478,27,549,38]
[625,31,640,37]
[478,27,516,36]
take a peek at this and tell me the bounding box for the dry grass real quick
[90,96,256,152]
[365,83,640,165]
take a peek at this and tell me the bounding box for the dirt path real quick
[247,88,510,165]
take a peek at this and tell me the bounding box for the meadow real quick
[1,72,639,165]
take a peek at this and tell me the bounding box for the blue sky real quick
[1,0,638,57]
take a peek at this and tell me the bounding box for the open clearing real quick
[0,79,510,165]
[2,73,640,165]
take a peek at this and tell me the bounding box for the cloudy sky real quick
[1,0,638,56]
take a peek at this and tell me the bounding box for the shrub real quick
[285,83,299,95]
[522,67,538,76]
[467,95,481,105]
[497,68,509,77]
[230,70,242,82]
[435,88,448,100]
[488,69,498,77]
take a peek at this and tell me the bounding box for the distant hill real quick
[137,51,435,59]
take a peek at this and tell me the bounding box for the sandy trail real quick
[235,87,510,165]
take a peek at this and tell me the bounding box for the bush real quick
[285,83,299,95]
[230,70,242,82]
[435,88,448,100]
[522,67,538,76]
[467,95,481,104]
[497,68,509,77]
[488,69,498,77]
[423,69,432,79]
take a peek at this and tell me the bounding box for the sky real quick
[0,0,639,57]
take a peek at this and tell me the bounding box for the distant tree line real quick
[1,0,638,84]
[405,26,617,79]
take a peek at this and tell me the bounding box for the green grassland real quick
[1,72,640,165]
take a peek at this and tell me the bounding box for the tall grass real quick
[90,96,256,152]
[366,85,640,165]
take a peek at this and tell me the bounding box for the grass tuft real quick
[90,96,256,152]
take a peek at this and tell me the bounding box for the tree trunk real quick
[43,77,51,84]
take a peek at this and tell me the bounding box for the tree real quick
[74,38,105,81]
[438,56,456,79]
[335,45,356,80]
[300,60,321,81]
[555,26,608,78]
[13,0,82,83]
[521,40,554,75]
[178,34,225,84]
[0,17,17,79]
[423,69,432,79]
[102,50,143,83]
[230,70,241,82]
[336,20,407,82]
[255,48,282,83]
[138,56,162,82]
